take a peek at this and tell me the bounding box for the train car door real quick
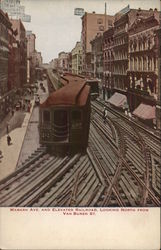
[53,109,69,142]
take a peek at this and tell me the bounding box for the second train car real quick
[86,79,99,100]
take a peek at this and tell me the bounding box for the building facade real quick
[91,34,103,80]
[58,51,69,73]
[0,9,12,119]
[127,9,160,110]
[27,31,36,84]
[71,41,82,75]
[103,27,114,99]
[81,12,114,75]
[113,8,152,95]
[11,19,27,88]
[50,58,59,71]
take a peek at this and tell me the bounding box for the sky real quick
[21,0,160,63]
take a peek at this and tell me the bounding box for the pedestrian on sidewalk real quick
[27,103,31,112]
[7,135,12,146]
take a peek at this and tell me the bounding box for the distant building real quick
[58,51,69,73]
[50,58,59,71]
[35,52,43,67]
[81,11,114,75]
[71,42,82,75]
[26,31,42,83]
[27,31,36,83]
[67,52,72,73]
[27,31,36,56]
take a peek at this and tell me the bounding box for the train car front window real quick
[43,110,50,122]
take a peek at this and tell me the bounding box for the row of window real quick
[42,110,82,123]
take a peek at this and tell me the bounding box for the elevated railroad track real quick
[0,99,160,207]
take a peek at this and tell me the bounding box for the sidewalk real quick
[0,98,35,181]
[17,79,49,166]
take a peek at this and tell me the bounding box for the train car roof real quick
[40,82,90,107]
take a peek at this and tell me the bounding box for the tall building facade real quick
[81,11,114,75]
[11,18,27,87]
[127,9,160,114]
[90,34,103,79]
[71,41,82,75]
[0,10,11,118]
[103,27,114,99]
[112,8,155,95]
[27,31,36,83]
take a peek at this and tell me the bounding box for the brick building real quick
[11,19,27,88]
[81,11,113,75]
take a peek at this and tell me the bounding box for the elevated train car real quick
[60,73,85,87]
[39,81,91,153]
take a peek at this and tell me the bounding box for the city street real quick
[0,98,34,180]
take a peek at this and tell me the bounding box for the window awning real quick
[133,103,156,120]
[107,92,127,108]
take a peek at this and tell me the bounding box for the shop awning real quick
[133,103,156,120]
[107,92,127,108]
